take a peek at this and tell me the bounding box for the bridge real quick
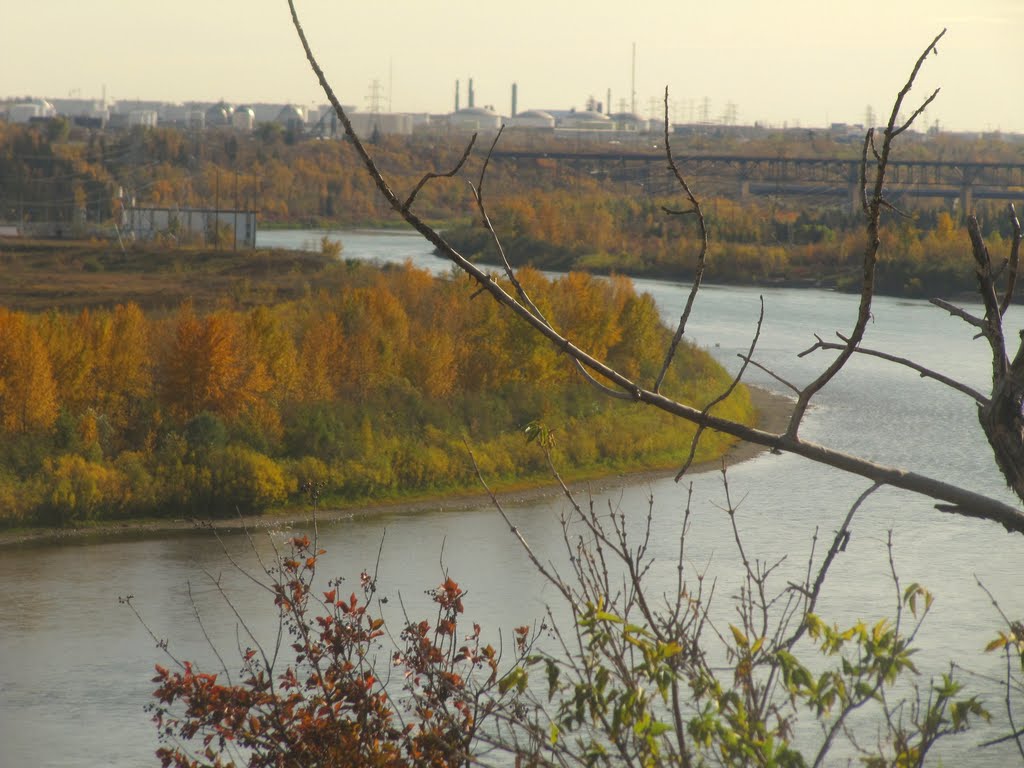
[491,149,1024,211]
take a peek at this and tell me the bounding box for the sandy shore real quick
[0,387,793,549]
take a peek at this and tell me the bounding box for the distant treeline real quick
[3,120,1019,296]
[441,194,1021,298]
[0,261,753,528]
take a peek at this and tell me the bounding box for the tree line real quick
[2,120,1021,297]
[442,192,1021,297]
[0,261,753,528]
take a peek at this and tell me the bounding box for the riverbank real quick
[0,387,792,549]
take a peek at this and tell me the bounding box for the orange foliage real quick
[0,308,59,433]
[149,538,519,767]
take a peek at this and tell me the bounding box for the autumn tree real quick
[133,534,531,768]
[159,303,269,424]
[0,308,59,434]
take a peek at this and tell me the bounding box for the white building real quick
[557,109,613,131]
[232,106,255,131]
[7,99,56,123]
[128,110,158,128]
[508,109,555,129]
[124,205,257,248]
[348,112,415,138]
[611,112,650,132]
[449,106,502,131]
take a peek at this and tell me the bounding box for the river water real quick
[2,229,1022,766]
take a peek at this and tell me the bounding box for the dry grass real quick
[0,238,345,313]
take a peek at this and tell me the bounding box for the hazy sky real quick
[4,1,1022,132]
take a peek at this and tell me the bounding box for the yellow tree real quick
[93,303,153,434]
[160,304,267,423]
[37,309,95,412]
[0,309,59,433]
[298,311,346,402]
[337,284,410,398]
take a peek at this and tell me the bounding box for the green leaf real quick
[499,667,527,695]
[649,721,672,737]
[729,624,749,649]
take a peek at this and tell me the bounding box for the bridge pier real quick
[960,184,973,216]
[849,181,860,213]
[739,178,750,199]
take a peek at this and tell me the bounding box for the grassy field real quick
[0,238,342,313]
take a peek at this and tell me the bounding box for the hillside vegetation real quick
[3,121,1022,297]
[0,247,753,528]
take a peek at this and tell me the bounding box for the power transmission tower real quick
[366,79,384,115]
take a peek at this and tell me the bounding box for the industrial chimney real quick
[468,78,475,109]
[511,83,518,117]
[455,80,460,112]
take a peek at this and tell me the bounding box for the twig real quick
[783,483,881,651]
[463,438,572,603]
[676,298,764,479]
[798,338,988,405]
[999,203,1022,315]
[929,297,985,329]
[402,134,477,212]
[737,354,801,395]
[655,86,709,394]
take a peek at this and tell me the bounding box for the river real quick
[1,229,1022,766]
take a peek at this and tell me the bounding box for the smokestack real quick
[455,80,460,112]
[511,83,518,117]
[607,88,612,116]
[468,78,475,108]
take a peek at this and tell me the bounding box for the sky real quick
[3,0,1022,133]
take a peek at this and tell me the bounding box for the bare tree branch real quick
[787,31,945,439]
[402,133,477,212]
[676,298,764,480]
[929,297,986,330]
[464,438,573,605]
[655,86,709,394]
[783,483,880,651]
[799,338,988,404]
[1000,203,1023,316]
[737,353,802,396]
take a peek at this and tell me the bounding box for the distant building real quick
[123,205,257,249]
[51,98,109,125]
[205,101,233,127]
[449,106,502,131]
[557,109,612,131]
[276,104,305,131]
[348,112,415,138]
[7,99,56,123]
[508,109,555,129]
[611,112,649,132]
[128,110,158,128]
[232,106,255,132]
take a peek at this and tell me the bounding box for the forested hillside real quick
[3,121,1022,296]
